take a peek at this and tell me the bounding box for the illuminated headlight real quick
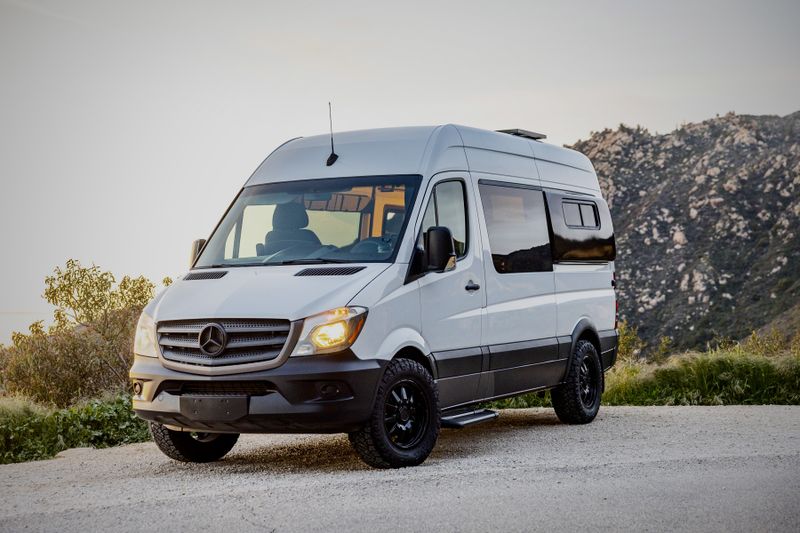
[133,312,159,358]
[293,307,368,356]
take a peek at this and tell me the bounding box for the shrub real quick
[603,350,800,406]
[0,394,149,464]
[0,260,170,407]
[617,321,645,362]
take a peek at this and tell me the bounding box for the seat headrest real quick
[273,202,310,230]
[383,212,405,235]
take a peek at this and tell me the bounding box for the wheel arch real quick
[393,346,438,380]
[564,318,602,377]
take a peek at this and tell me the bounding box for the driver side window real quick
[419,180,468,258]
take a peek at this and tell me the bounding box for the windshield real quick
[194,175,422,267]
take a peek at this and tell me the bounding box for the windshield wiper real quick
[274,258,350,265]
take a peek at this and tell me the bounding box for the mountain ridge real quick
[571,111,800,348]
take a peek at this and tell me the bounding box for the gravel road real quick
[2,406,799,532]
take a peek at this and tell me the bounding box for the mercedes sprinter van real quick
[130,125,618,468]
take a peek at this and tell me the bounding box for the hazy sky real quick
[1,0,798,343]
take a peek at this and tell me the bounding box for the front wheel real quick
[551,340,604,424]
[349,358,440,468]
[150,422,239,463]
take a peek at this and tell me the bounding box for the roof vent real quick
[295,266,366,277]
[496,129,547,141]
[184,271,228,280]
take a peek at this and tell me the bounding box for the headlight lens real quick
[133,312,159,358]
[293,307,367,356]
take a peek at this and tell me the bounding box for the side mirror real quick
[425,227,457,273]
[190,239,206,267]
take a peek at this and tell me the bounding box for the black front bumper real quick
[130,351,386,434]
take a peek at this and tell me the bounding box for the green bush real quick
[603,350,800,406]
[0,260,171,407]
[0,394,149,464]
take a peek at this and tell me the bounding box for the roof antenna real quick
[326,101,338,166]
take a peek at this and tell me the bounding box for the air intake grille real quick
[157,319,290,367]
[295,266,366,276]
[184,271,228,280]
[156,380,273,397]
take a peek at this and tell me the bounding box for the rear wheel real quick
[551,340,603,424]
[150,422,239,462]
[349,358,440,468]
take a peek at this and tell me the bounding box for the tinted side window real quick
[564,201,600,229]
[563,202,582,226]
[479,184,553,273]
[579,203,598,227]
[419,180,468,258]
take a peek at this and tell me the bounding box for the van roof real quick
[246,125,599,193]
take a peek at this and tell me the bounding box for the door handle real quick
[465,281,481,292]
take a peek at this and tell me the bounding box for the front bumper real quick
[130,351,386,434]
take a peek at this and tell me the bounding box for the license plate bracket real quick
[179,396,248,422]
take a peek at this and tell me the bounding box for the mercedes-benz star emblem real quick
[198,323,227,356]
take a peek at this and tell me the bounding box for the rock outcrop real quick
[571,111,800,347]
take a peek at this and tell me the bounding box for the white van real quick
[130,125,618,468]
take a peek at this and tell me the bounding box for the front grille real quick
[156,380,273,397]
[157,318,291,367]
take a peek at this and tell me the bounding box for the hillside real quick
[572,112,800,348]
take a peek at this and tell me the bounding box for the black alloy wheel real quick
[383,379,430,450]
[578,356,600,409]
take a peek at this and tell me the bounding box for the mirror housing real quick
[190,239,206,267]
[425,226,457,273]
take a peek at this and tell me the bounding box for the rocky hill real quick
[571,111,800,349]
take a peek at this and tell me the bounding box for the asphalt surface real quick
[2,406,799,532]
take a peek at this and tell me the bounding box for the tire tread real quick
[551,340,603,424]
[349,358,440,469]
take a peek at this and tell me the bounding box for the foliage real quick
[0,394,149,464]
[617,321,645,362]
[603,350,800,406]
[650,335,673,363]
[0,260,168,407]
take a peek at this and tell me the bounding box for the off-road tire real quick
[150,422,239,463]
[349,358,440,469]
[551,340,604,424]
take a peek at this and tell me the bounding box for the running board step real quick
[441,409,499,429]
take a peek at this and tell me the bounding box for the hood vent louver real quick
[184,271,228,281]
[295,266,366,277]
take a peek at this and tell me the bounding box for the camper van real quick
[130,125,618,468]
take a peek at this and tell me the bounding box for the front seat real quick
[261,202,321,254]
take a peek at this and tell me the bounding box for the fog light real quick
[320,383,341,398]
[132,381,143,396]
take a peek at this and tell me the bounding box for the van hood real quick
[151,264,390,323]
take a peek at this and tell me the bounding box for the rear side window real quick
[478,183,553,273]
[563,201,599,229]
[545,191,616,262]
[563,202,582,226]
[419,180,468,258]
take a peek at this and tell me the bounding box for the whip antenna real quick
[326,101,338,166]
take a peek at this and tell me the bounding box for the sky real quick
[1,0,798,344]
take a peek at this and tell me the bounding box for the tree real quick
[0,260,171,407]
